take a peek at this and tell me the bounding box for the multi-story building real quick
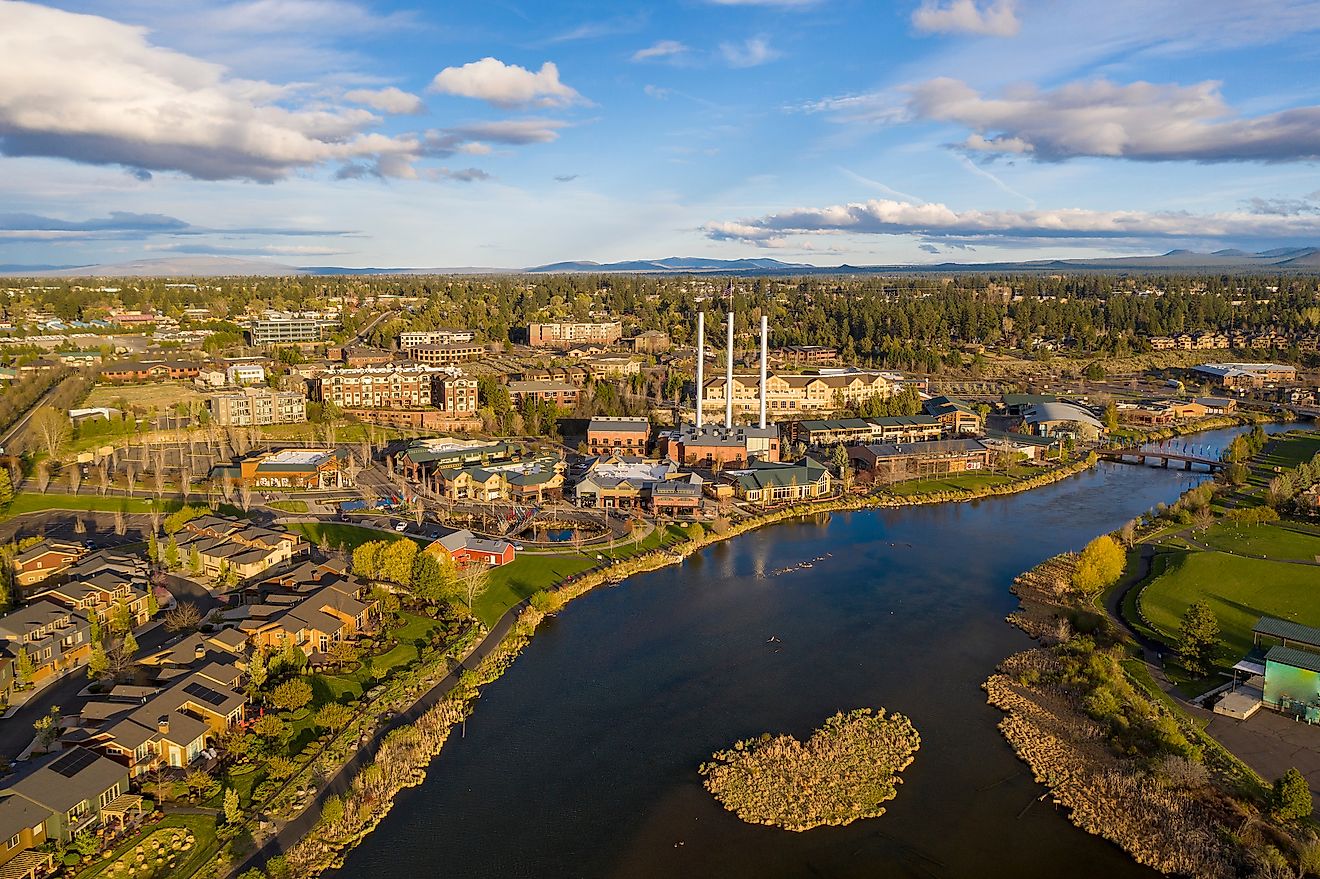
[657,424,781,467]
[225,363,266,385]
[13,541,85,591]
[0,601,92,689]
[1192,362,1298,390]
[314,364,469,409]
[507,380,579,407]
[398,329,477,348]
[586,417,650,456]
[99,359,202,383]
[702,369,900,419]
[212,448,350,490]
[528,321,622,348]
[775,345,839,366]
[787,415,944,448]
[248,312,339,347]
[436,373,479,416]
[408,342,486,365]
[208,387,307,426]
[723,458,833,504]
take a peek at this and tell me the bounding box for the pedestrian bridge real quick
[1098,447,1225,472]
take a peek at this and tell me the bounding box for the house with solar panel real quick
[1218,617,1320,722]
[0,746,135,870]
[65,665,246,776]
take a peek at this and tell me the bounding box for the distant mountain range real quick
[3,248,1320,278]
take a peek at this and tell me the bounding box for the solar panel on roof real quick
[50,748,98,777]
[183,681,228,707]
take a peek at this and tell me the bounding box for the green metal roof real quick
[1266,645,1320,675]
[1255,616,1320,650]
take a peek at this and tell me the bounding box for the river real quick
[339,424,1300,879]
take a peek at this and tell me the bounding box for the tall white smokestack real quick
[725,312,734,427]
[759,314,768,429]
[695,312,704,430]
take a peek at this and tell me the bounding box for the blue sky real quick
[3,0,1320,268]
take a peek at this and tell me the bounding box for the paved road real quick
[232,601,524,877]
[0,377,66,455]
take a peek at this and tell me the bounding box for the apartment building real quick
[207,386,307,426]
[398,329,477,347]
[407,342,486,365]
[313,364,467,409]
[702,369,900,419]
[528,321,623,348]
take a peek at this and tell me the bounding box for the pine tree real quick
[146,589,159,618]
[223,787,242,825]
[1178,600,1222,675]
[0,468,13,509]
[164,536,180,570]
[122,630,138,657]
[1272,768,1312,821]
[147,533,160,565]
[189,545,201,575]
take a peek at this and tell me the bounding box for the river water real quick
[340,424,1300,879]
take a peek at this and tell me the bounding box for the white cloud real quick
[0,2,421,181]
[704,197,1320,245]
[343,87,424,114]
[429,58,584,109]
[632,40,688,62]
[720,36,780,68]
[644,85,672,100]
[912,0,1020,37]
[909,76,1320,162]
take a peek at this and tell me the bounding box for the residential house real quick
[426,529,516,568]
[13,541,85,591]
[0,602,92,689]
[1,747,132,844]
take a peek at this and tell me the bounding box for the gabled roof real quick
[7,748,127,813]
[1266,644,1320,675]
[1255,616,1320,650]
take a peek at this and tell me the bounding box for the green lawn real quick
[3,492,184,517]
[266,499,309,513]
[311,611,446,703]
[1195,521,1320,562]
[888,470,1015,496]
[285,521,425,552]
[475,554,597,626]
[75,814,218,879]
[1138,550,1320,659]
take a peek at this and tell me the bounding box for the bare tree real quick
[67,465,81,496]
[413,503,425,527]
[29,406,69,460]
[35,462,50,494]
[125,461,138,496]
[238,481,253,512]
[179,463,192,503]
[163,602,203,633]
[113,508,126,536]
[152,462,166,499]
[95,461,110,496]
[73,516,86,535]
[461,565,490,611]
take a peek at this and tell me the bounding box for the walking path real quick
[230,598,526,877]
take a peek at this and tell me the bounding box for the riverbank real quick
[986,548,1313,876]
[253,456,1103,877]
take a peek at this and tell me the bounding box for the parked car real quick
[394,522,407,532]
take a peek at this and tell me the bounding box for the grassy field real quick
[267,499,309,513]
[3,492,183,517]
[1138,550,1320,659]
[75,814,218,879]
[475,553,597,626]
[892,464,1034,493]
[84,382,206,412]
[1194,521,1320,561]
[285,521,425,552]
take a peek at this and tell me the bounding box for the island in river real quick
[334,424,1292,879]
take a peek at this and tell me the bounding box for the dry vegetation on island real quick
[699,708,920,832]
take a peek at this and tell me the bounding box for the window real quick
[7,834,19,849]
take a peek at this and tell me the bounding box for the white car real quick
[394,522,407,532]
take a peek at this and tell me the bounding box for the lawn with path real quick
[1138,549,1320,659]
[1193,521,1320,562]
[474,554,597,626]
[285,521,426,552]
